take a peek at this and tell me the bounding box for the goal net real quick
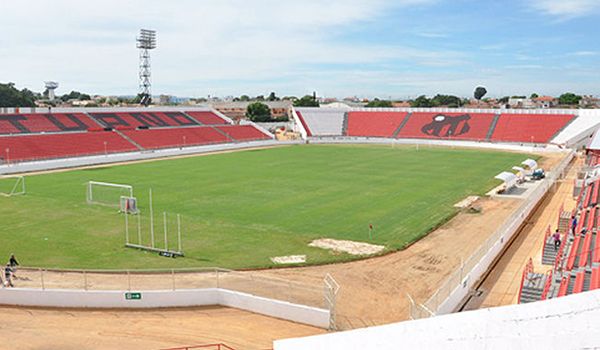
[87,181,133,207]
[0,176,26,197]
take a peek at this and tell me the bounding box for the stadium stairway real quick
[485,113,501,141]
[341,112,349,136]
[542,236,559,265]
[114,129,144,150]
[392,112,412,138]
[519,272,547,303]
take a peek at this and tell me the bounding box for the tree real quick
[267,92,279,101]
[255,95,265,101]
[293,95,319,107]
[0,82,37,107]
[558,92,582,105]
[365,99,392,108]
[530,93,539,99]
[246,102,272,122]
[474,86,487,101]
[410,95,432,108]
[239,95,250,102]
[430,94,463,107]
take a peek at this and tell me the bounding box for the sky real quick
[0,0,599,99]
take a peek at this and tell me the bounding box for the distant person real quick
[4,264,13,287]
[8,254,18,279]
[572,215,578,235]
[553,229,561,251]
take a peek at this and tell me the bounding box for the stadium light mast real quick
[136,29,157,107]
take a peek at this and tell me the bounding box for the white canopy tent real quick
[521,159,538,170]
[495,171,518,192]
[512,166,526,181]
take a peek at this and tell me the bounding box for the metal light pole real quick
[136,29,157,107]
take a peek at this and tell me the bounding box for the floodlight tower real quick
[136,29,157,106]
[44,81,59,100]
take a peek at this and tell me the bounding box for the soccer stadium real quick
[2,2,600,349]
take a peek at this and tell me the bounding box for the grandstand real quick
[4,105,600,349]
[0,108,271,164]
[295,107,580,146]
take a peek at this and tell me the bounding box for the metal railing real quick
[13,267,326,310]
[410,149,576,319]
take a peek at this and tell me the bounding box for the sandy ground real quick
[0,305,323,350]
[462,154,580,310]
[0,149,569,348]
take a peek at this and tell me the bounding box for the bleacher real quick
[520,153,600,303]
[216,125,271,141]
[397,112,495,141]
[184,111,230,125]
[346,112,408,138]
[122,126,230,150]
[0,113,98,134]
[296,108,576,144]
[0,110,272,164]
[490,113,575,143]
[88,111,199,129]
[294,108,345,136]
[0,131,138,162]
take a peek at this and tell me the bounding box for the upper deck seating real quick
[0,113,98,135]
[184,111,230,125]
[88,112,199,129]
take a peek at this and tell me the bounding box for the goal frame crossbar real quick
[87,181,133,207]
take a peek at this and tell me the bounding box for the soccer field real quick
[0,145,532,269]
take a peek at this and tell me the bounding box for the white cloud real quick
[529,0,600,19]
[0,0,443,96]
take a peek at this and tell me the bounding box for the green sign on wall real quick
[125,292,142,300]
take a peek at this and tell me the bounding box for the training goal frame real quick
[0,176,26,197]
[86,181,133,207]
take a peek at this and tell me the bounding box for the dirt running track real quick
[0,305,323,350]
[0,151,566,347]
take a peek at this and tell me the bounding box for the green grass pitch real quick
[0,144,532,269]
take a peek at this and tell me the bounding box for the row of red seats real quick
[0,113,98,134]
[0,111,230,135]
[344,111,574,143]
[491,114,574,143]
[122,127,230,150]
[0,124,270,163]
[0,131,138,162]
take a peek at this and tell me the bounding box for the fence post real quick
[83,270,88,291]
[40,268,45,290]
[171,269,176,291]
[127,270,131,291]
[216,268,220,288]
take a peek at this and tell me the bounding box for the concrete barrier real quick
[0,287,330,328]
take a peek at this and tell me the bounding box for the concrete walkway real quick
[463,156,581,310]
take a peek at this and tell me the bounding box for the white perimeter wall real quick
[274,289,600,350]
[0,287,329,328]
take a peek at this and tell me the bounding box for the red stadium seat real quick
[89,112,199,129]
[0,132,138,162]
[216,125,271,141]
[346,112,408,138]
[0,113,98,134]
[122,127,230,150]
[397,112,495,141]
[185,111,230,125]
[490,114,575,143]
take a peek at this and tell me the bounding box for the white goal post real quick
[87,181,133,207]
[0,176,26,197]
